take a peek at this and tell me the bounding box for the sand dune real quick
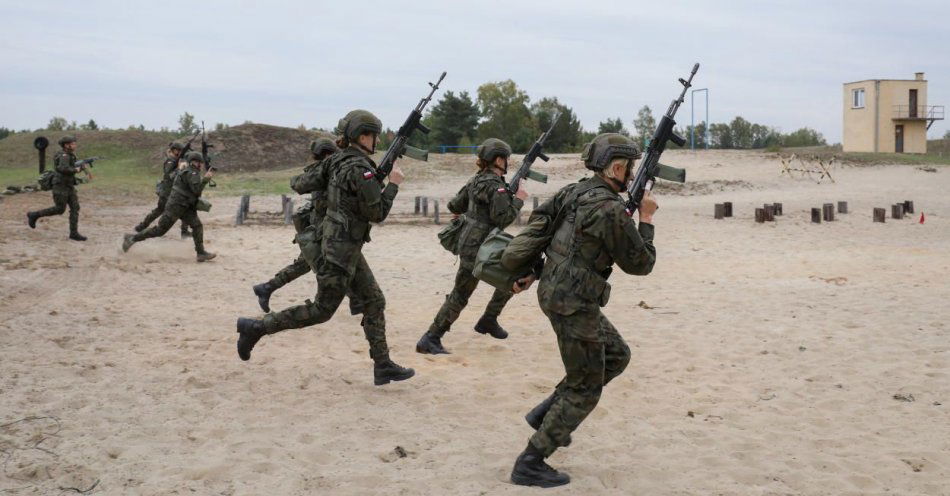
[1,150,947,495]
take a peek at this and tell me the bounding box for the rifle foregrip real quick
[538,152,549,162]
[417,122,431,134]
[671,132,686,147]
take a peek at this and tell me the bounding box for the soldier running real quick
[26,135,88,240]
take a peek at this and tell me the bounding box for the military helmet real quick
[476,138,512,163]
[168,142,184,151]
[184,151,204,163]
[58,135,77,147]
[581,133,641,171]
[310,137,339,156]
[335,110,382,141]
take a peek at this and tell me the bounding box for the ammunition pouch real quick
[437,215,465,255]
[196,198,212,212]
[37,171,55,191]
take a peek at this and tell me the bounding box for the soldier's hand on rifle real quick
[389,166,405,185]
[639,191,658,224]
[512,274,536,294]
[204,169,215,179]
[515,183,528,201]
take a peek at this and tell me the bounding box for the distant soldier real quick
[252,137,340,312]
[121,151,217,262]
[26,135,88,240]
[416,138,527,355]
[235,110,415,386]
[505,133,657,487]
[133,142,191,238]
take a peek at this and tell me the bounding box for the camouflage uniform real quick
[428,169,522,335]
[524,174,655,457]
[261,146,396,360]
[29,147,83,237]
[125,152,212,257]
[134,152,190,237]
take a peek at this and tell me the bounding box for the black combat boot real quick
[253,282,275,313]
[373,357,415,386]
[69,232,87,241]
[27,212,37,229]
[196,252,217,263]
[236,318,265,361]
[133,223,146,233]
[525,393,557,430]
[510,443,570,488]
[415,331,449,355]
[474,315,508,339]
[122,233,136,252]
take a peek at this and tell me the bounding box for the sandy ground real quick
[0,150,948,495]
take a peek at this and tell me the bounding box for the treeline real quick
[378,79,826,153]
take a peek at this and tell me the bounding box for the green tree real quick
[597,117,628,136]
[709,122,733,148]
[943,130,950,139]
[0,127,12,140]
[782,127,826,147]
[729,116,754,148]
[476,80,537,152]
[632,106,656,144]
[47,116,68,131]
[530,97,583,153]
[79,119,99,131]
[428,90,480,149]
[178,112,198,135]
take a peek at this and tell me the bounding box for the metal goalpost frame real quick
[691,88,709,150]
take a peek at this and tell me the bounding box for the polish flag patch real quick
[363,171,374,179]
[497,187,507,193]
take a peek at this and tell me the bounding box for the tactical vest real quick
[545,181,616,276]
[463,172,499,227]
[325,149,374,242]
[170,167,202,205]
[52,151,77,188]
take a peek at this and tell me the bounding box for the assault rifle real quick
[376,71,446,181]
[625,63,698,215]
[178,130,200,158]
[74,156,103,181]
[507,111,560,193]
[200,121,215,171]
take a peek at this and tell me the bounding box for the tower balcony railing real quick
[893,105,944,120]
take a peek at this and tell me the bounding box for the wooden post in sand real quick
[763,204,775,222]
[773,203,783,216]
[822,203,835,222]
[891,204,904,220]
[414,196,421,215]
[873,208,886,223]
[723,202,733,217]
[434,200,440,225]
[837,201,848,214]
[811,208,822,224]
[281,195,294,225]
[755,208,766,223]
[903,201,914,214]
[714,203,725,219]
[422,197,428,217]
[236,195,250,225]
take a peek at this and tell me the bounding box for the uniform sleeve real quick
[163,159,177,179]
[353,165,396,223]
[487,179,524,226]
[55,154,76,175]
[290,161,327,194]
[591,202,656,275]
[447,184,469,214]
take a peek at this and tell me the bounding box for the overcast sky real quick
[2,0,948,143]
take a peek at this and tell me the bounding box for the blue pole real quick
[691,88,709,150]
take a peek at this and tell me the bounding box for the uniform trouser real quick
[261,252,388,361]
[31,188,80,233]
[529,308,631,458]
[132,203,205,254]
[136,194,190,236]
[267,255,311,289]
[427,265,513,336]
